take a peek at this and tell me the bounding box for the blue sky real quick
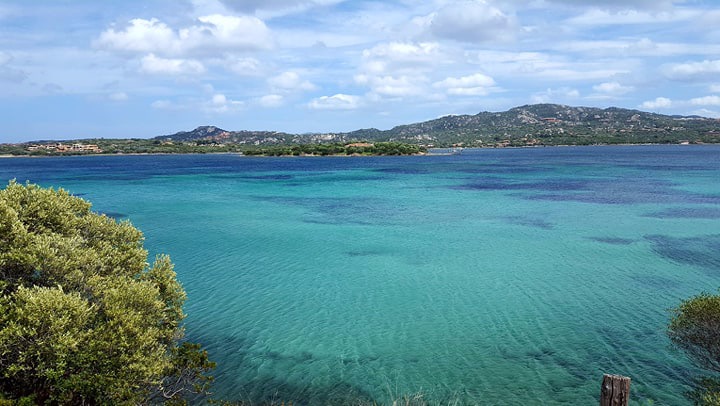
[1,0,720,142]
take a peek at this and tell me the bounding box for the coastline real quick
[0,142,715,158]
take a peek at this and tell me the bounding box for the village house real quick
[26,142,102,153]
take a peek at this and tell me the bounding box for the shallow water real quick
[2,145,719,405]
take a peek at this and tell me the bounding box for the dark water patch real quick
[454,178,588,192]
[634,357,696,386]
[643,207,720,219]
[554,355,593,382]
[261,350,315,363]
[206,173,243,180]
[252,195,402,226]
[619,163,719,172]
[191,333,376,405]
[527,192,627,205]
[645,234,720,271]
[345,249,392,257]
[528,186,720,206]
[233,373,375,406]
[373,167,429,175]
[503,216,554,230]
[302,217,374,226]
[452,179,516,191]
[589,237,635,245]
[457,165,550,174]
[524,178,675,204]
[246,174,386,186]
[210,172,318,181]
[240,174,294,181]
[76,173,154,182]
[526,347,557,361]
[496,345,523,362]
[631,274,677,289]
[302,174,387,182]
[456,174,720,206]
[336,175,386,182]
[595,325,698,386]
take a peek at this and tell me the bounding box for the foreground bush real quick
[669,291,720,405]
[0,181,214,405]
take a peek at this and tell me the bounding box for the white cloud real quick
[545,0,678,8]
[268,71,315,92]
[565,8,698,26]
[356,42,441,99]
[592,81,634,95]
[433,73,496,96]
[140,54,206,75]
[212,94,227,105]
[206,93,244,113]
[0,51,11,66]
[95,18,178,54]
[308,94,361,110]
[356,74,427,97]
[226,57,261,76]
[109,92,128,101]
[192,14,272,52]
[151,93,244,113]
[219,0,344,16]
[710,84,720,93]
[689,95,720,106]
[469,50,631,82]
[258,94,284,107]
[95,15,273,57]
[532,87,580,103]
[555,38,720,58]
[151,100,175,109]
[362,42,440,69]
[428,1,515,43]
[0,51,28,82]
[691,108,720,118]
[666,60,720,81]
[640,97,672,109]
[532,67,626,82]
[552,38,720,58]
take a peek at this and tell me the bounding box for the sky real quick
[1,0,720,142]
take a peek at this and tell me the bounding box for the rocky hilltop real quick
[157,104,720,147]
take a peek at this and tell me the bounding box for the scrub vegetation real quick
[669,291,720,405]
[0,181,214,405]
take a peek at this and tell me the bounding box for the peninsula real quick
[3,104,719,156]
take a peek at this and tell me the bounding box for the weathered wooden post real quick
[600,374,631,406]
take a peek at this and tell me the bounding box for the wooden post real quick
[600,374,631,406]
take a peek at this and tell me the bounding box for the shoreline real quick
[0,142,716,158]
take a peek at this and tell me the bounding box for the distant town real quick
[26,143,103,154]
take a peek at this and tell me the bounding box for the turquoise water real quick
[2,146,719,405]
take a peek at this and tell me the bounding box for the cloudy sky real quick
[1,0,720,142]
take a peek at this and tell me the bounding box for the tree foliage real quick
[669,291,720,405]
[240,142,427,156]
[0,181,214,405]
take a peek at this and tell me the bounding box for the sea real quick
[1,145,719,405]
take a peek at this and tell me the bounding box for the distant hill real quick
[156,104,720,147]
[157,126,297,144]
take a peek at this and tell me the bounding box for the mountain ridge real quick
[156,104,720,147]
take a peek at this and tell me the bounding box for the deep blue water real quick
[2,145,719,405]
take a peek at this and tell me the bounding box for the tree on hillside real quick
[669,291,720,405]
[0,181,214,405]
